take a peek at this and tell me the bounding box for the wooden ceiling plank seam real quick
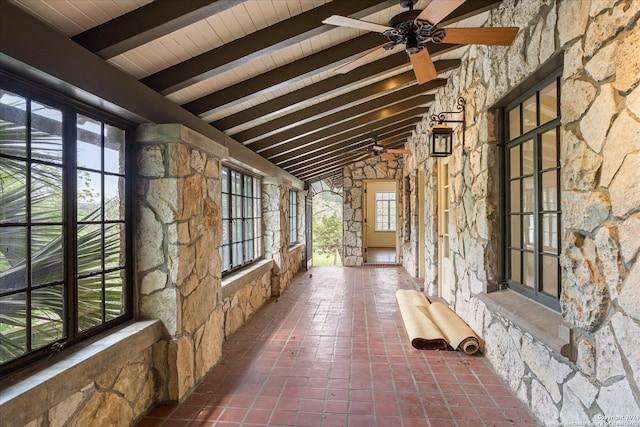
[181,32,385,116]
[141,0,394,94]
[72,0,245,59]
[212,57,460,132]
[262,109,427,160]
[253,97,431,155]
[244,87,434,150]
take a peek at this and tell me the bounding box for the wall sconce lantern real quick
[429,97,466,157]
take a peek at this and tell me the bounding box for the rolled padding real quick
[395,290,482,355]
[426,302,482,355]
[395,289,449,350]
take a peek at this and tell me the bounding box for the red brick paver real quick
[137,266,540,427]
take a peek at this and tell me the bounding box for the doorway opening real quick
[363,180,399,265]
[309,175,344,267]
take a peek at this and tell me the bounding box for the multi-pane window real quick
[505,74,561,310]
[289,190,297,245]
[0,85,131,373]
[220,166,262,274]
[375,191,396,231]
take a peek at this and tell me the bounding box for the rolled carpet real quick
[395,289,449,350]
[395,289,482,355]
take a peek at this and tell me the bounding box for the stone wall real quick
[343,157,404,266]
[136,124,227,402]
[401,0,640,424]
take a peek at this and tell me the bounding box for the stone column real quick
[136,124,228,402]
[263,177,290,296]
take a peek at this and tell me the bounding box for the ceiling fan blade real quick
[410,49,438,84]
[381,152,395,161]
[322,15,393,33]
[334,44,394,74]
[442,27,519,46]
[416,0,466,25]
[387,149,412,155]
[355,153,371,161]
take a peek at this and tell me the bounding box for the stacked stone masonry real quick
[343,157,405,266]
[398,0,640,425]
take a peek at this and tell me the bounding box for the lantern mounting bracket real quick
[428,97,466,157]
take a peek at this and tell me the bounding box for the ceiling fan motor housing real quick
[384,10,441,52]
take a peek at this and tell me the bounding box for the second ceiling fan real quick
[323,0,519,84]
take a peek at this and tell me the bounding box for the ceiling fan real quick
[356,141,412,161]
[323,0,519,84]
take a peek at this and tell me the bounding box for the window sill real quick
[221,259,273,299]
[289,243,304,252]
[0,319,163,427]
[477,290,570,355]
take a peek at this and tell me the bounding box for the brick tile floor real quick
[136,266,540,427]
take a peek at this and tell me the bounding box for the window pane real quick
[77,115,102,171]
[31,102,63,164]
[523,177,534,212]
[542,255,559,297]
[78,275,103,331]
[104,223,125,269]
[542,214,558,254]
[0,293,27,361]
[523,252,535,288]
[523,95,537,133]
[77,171,102,221]
[542,171,558,211]
[0,227,27,290]
[523,214,534,250]
[104,175,125,221]
[508,106,520,140]
[222,219,230,245]
[509,180,520,213]
[31,284,64,348]
[104,124,125,174]
[509,145,520,178]
[510,250,521,284]
[221,193,229,219]
[541,129,558,170]
[0,158,27,223]
[78,223,103,276]
[540,81,558,125]
[510,216,521,248]
[0,90,27,158]
[105,270,124,321]
[31,163,63,222]
[522,140,534,175]
[31,225,63,285]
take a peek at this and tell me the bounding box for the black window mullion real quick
[25,98,33,353]
[66,110,78,340]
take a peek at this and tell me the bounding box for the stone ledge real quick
[478,290,569,354]
[0,319,163,426]
[221,259,274,300]
[289,243,304,253]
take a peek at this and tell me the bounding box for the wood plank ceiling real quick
[9,0,502,182]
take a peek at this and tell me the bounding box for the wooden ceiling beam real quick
[279,132,412,173]
[256,99,430,156]
[233,75,445,143]
[245,89,434,151]
[141,0,395,94]
[213,58,459,132]
[72,0,244,59]
[263,111,426,160]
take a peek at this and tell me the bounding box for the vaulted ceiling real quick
[9,0,505,182]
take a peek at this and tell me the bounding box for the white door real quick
[437,158,453,303]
